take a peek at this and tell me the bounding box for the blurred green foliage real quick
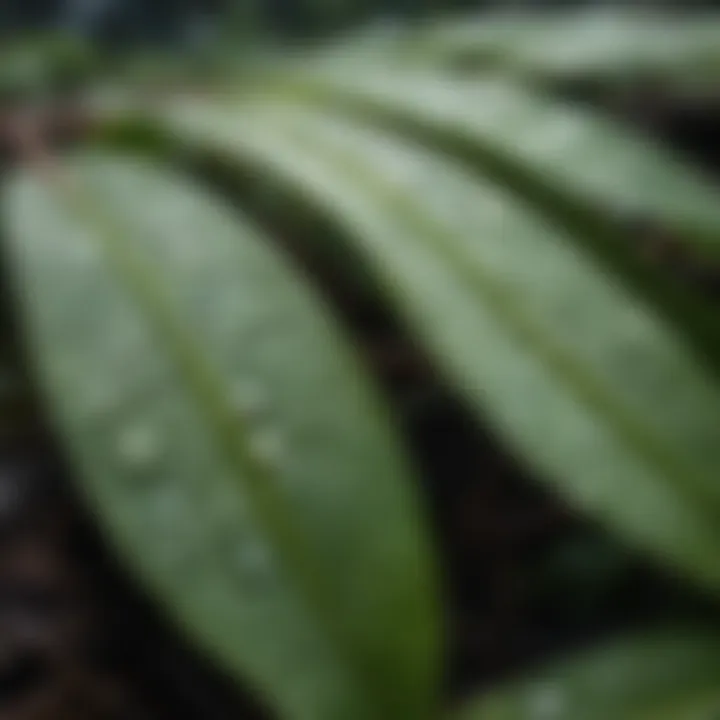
[4,0,720,45]
[2,5,720,720]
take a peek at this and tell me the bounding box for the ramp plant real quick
[2,8,720,719]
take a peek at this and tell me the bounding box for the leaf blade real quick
[3,154,440,720]
[157,100,720,590]
[284,69,720,260]
[454,627,720,720]
[404,10,720,85]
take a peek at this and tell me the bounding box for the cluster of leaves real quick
[2,7,720,720]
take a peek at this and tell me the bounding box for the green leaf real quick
[283,69,720,261]
[3,154,439,720]
[401,10,720,85]
[0,36,97,99]
[454,627,720,720]
[157,100,720,591]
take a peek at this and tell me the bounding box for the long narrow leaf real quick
[283,69,720,261]
[3,154,439,720]
[157,101,720,591]
[402,10,720,84]
[455,627,720,720]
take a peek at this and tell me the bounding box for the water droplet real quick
[528,683,566,719]
[117,421,162,469]
[230,381,268,418]
[251,428,286,466]
[66,232,96,267]
[83,382,117,417]
[235,541,273,584]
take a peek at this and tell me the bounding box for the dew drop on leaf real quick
[529,683,566,719]
[251,428,286,467]
[116,421,163,469]
[236,542,273,584]
[83,382,117,417]
[230,380,269,419]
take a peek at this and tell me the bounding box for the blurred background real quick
[3,0,720,46]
